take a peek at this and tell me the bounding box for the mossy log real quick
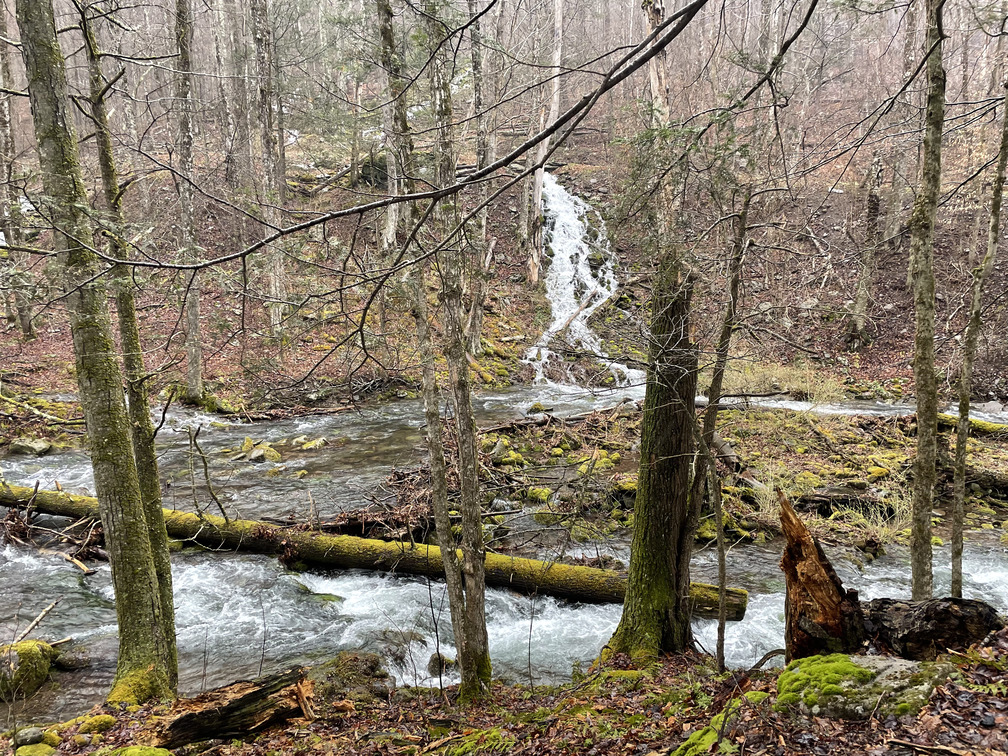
[936,412,1008,437]
[0,483,748,620]
[140,667,308,748]
[779,490,865,661]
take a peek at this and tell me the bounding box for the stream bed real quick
[3,175,1008,723]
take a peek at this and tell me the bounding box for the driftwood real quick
[0,483,748,620]
[142,667,311,748]
[864,598,1005,660]
[779,489,865,661]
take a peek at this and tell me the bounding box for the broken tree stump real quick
[142,668,311,748]
[864,597,1006,660]
[779,489,865,661]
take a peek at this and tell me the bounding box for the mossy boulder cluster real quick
[774,653,952,719]
[0,640,57,701]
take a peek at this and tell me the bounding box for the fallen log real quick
[863,598,1005,660]
[779,489,865,661]
[0,483,747,620]
[141,667,309,748]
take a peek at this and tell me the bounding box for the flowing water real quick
[3,175,1008,723]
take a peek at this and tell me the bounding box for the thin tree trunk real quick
[465,0,492,355]
[849,153,883,347]
[424,0,491,701]
[528,0,562,285]
[952,72,1008,597]
[16,0,174,704]
[174,0,203,403]
[223,0,253,193]
[0,2,32,340]
[251,0,286,335]
[888,0,919,255]
[909,0,946,601]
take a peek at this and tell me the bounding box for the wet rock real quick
[427,652,457,677]
[863,597,1005,660]
[13,728,44,747]
[248,447,267,463]
[308,651,390,709]
[9,438,52,456]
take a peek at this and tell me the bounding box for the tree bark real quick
[528,0,562,285]
[175,0,204,404]
[80,6,178,689]
[951,70,1008,597]
[606,259,699,663]
[250,0,286,335]
[15,0,174,704]
[863,598,1005,660]
[909,0,946,601]
[0,483,747,618]
[849,153,883,348]
[779,490,865,661]
[0,2,33,341]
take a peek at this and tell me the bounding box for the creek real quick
[3,176,1008,724]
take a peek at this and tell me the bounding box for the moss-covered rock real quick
[526,487,551,503]
[0,640,57,700]
[775,653,951,719]
[308,651,390,711]
[532,508,564,526]
[15,745,55,756]
[108,747,174,756]
[78,714,117,734]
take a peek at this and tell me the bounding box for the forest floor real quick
[3,627,1007,756]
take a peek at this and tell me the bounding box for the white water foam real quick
[524,173,645,388]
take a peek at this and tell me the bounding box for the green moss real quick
[107,748,175,756]
[532,508,564,526]
[775,654,877,711]
[15,745,55,756]
[495,450,525,467]
[527,487,551,503]
[40,731,60,748]
[78,714,116,734]
[0,640,57,700]
[106,666,170,706]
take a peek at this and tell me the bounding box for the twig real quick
[885,739,974,755]
[14,597,62,643]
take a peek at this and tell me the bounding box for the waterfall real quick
[524,173,645,388]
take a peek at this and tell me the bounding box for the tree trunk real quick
[0,483,747,617]
[909,0,946,601]
[16,0,175,704]
[0,3,33,341]
[222,0,253,194]
[423,0,492,702]
[849,153,883,348]
[174,0,203,403]
[81,6,178,689]
[250,0,286,336]
[528,0,562,286]
[951,71,1008,597]
[606,259,699,663]
[779,490,865,661]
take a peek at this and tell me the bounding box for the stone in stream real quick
[8,438,52,456]
[0,640,58,700]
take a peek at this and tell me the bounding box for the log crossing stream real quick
[2,176,1008,722]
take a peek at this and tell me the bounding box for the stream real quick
[3,176,1008,724]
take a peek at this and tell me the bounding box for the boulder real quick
[13,728,44,747]
[9,438,52,456]
[774,652,952,720]
[308,651,390,710]
[0,640,57,700]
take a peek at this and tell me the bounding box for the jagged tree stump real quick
[779,489,865,661]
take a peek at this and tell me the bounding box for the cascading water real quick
[524,173,645,389]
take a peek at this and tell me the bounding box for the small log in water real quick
[0,483,748,619]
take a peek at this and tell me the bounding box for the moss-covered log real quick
[0,483,747,620]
